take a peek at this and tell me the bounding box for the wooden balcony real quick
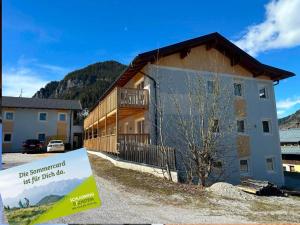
[84,87,149,129]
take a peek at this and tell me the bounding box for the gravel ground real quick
[1,153,300,224]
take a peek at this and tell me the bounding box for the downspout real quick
[69,109,72,149]
[140,70,158,145]
[273,80,279,86]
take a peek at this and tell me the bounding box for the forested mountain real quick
[33,60,127,109]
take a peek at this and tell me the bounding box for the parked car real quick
[47,140,65,152]
[22,139,44,153]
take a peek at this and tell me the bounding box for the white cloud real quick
[234,0,300,56]
[277,97,300,109]
[3,67,50,97]
[276,96,300,118]
[35,63,67,74]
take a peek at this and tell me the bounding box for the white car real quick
[47,140,65,152]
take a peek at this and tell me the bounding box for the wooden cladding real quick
[84,87,149,129]
[234,99,247,117]
[237,135,251,157]
[84,135,117,153]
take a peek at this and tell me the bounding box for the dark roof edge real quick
[89,32,295,111]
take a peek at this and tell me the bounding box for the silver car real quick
[47,140,65,152]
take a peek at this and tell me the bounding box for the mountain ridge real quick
[33,60,127,109]
[278,109,300,129]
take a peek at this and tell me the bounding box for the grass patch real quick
[89,155,217,209]
[5,204,52,225]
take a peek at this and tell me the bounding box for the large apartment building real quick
[84,32,295,185]
[2,97,83,152]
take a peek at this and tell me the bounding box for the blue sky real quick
[2,0,300,118]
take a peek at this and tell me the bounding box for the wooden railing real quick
[84,88,149,129]
[84,133,150,154]
[118,134,150,144]
[119,88,148,108]
[117,142,176,170]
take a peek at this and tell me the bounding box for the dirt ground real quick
[2,152,300,224]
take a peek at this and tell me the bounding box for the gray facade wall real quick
[145,64,284,186]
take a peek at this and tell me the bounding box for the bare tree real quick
[169,73,237,186]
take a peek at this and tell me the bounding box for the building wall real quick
[146,64,284,186]
[2,108,81,153]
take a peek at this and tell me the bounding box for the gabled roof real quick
[92,32,295,110]
[280,129,300,143]
[2,96,82,110]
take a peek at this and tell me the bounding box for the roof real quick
[280,129,300,143]
[2,96,82,110]
[281,146,300,155]
[91,32,295,111]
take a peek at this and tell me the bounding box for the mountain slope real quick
[33,60,127,109]
[278,109,300,129]
[36,195,64,206]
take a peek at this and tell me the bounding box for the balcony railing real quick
[118,134,150,144]
[84,133,150,154]
[119,88,148,108]
[84,87,149,129]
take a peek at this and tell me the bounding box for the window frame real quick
[258,84,269,100]
[135,118,145,134]
[239,158,250,175]
[38,112,48,122]
[233,82,243,97]
[37,133,46,142]
[237,119,246,134]
[211,119,220,133]
[3,132,13,143]
[4,111,14,121]
[135,79,145,90]
[265,156,276,173]
[261,119,272,135]
[58,113,67,122]
[207,80,215,94]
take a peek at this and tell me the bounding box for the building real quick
[2,96,83,153]
[83,32,295,186]
[280,128,300,172]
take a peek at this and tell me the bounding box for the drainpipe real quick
[140,71,158,145]
[69,110,72,149]
[273,80,279,86]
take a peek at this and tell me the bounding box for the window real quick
[136,80,145,90]
[283,166,287,171]
[290,165,295,172]
[136,119,145,134]
[212,119,219,133]
[58,113,67,121]
[3,133,12,143]
[266,157,275,172]
[213,161,222,168]
[262,120,271,133]
[38,133,46,142]
[240,159,249,173]
[5,112,14,120]
[259,87,268,99]
[207,80,215,94]
[39,112,47,121]
[237,120,245,133]
[234,83,242,96]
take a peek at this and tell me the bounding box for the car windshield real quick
[50,141,63,144]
